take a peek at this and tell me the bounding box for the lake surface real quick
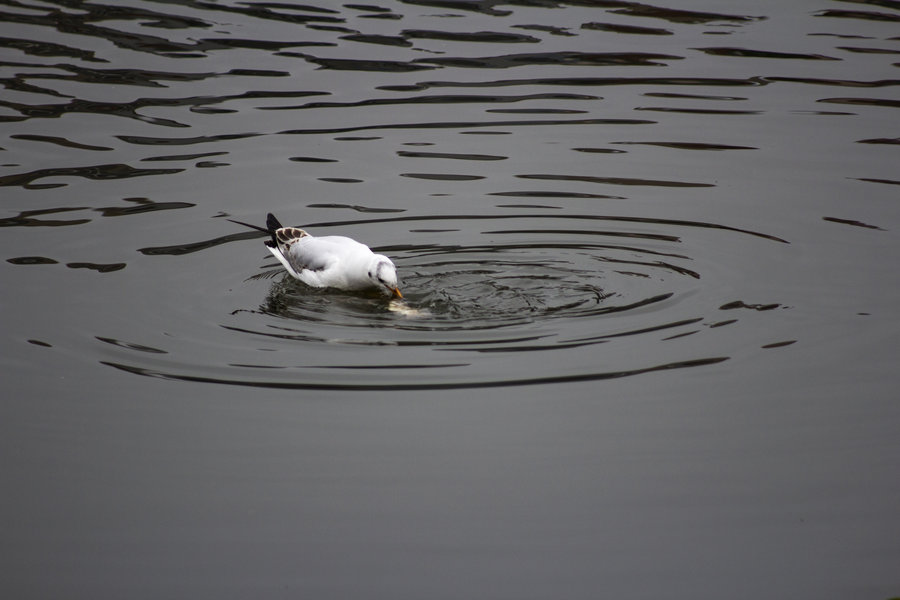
[2,0,898,597]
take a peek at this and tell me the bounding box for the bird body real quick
[231,213,402,297]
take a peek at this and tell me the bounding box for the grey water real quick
[1,0,898,597]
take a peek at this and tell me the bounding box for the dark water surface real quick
[2,0,899,597]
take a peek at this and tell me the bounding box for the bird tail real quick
[228,212,304,279]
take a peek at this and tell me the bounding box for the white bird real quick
[230,213,402,298]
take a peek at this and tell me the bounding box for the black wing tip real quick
[229,214,280,246]
[266,213,283,233]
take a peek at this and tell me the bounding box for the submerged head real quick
[368,256,402,298]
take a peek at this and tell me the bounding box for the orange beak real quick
[392,287,403,299]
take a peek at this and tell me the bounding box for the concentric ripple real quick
[101,213,785,390]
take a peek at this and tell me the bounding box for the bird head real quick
[369,257,402,298]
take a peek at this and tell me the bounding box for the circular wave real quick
[99,212,786,390]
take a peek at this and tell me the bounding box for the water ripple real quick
[1,0,890,396]
[96,207,793,389]
[100,356,730,391]
[0,163,183,189]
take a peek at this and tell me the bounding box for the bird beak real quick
[392,287,403,299]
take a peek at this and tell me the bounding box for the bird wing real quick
[266,244,303,279]
[283,237,341,273]
[231,213,347,282]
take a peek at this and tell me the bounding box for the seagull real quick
[230,213,402,298]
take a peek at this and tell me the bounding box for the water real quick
[1,0,898,597]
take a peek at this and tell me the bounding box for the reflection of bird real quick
[229,213,402,298]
